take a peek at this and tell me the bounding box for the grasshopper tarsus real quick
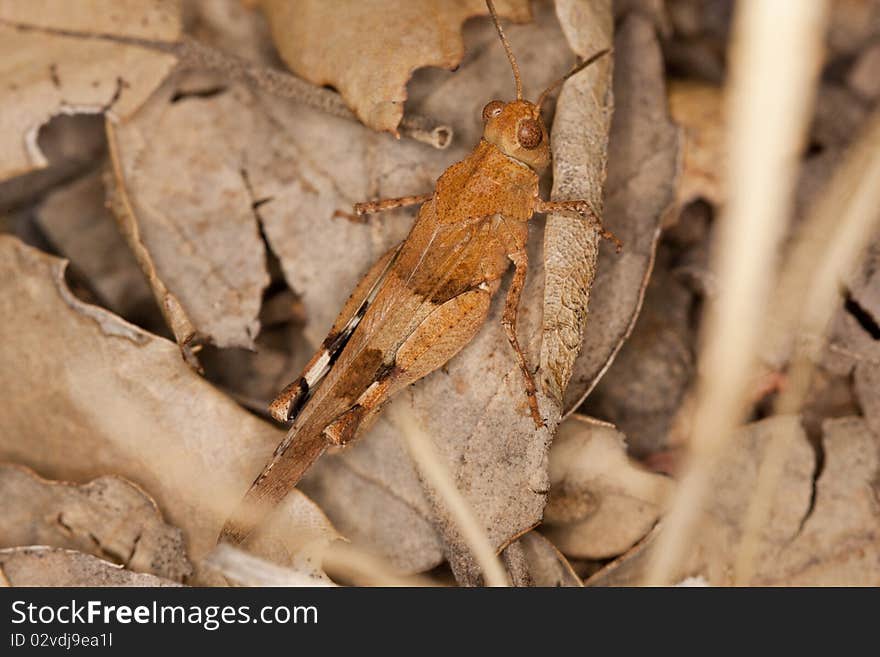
[332,208,369,224]
[605,231,624,254]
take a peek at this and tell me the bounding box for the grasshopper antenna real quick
[486,0,523,100]
[535,48,612,111]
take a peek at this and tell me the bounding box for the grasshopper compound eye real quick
[482,100,504,121]
[517,118,543,149]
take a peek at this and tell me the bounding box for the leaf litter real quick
[0,0,879,587]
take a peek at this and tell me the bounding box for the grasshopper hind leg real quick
[502,249,544,429]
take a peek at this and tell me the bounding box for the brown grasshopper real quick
[220,0,618,544]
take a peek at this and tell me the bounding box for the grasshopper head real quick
[481,99,550,171]
[481,0,609,172]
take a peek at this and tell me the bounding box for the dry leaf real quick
[563,12,680,413]
[35,172,157,326]
[0,0,182,181]
[0,463,191,581]
[587,416,816,586]
[517,531,582,587]
[0,546,180,587]
[762,416,880,585]
[543,415,672,559]
[584,236,700,456]
[258,0,531,135]
[843,238,880,441]
[106,78,270,352]
[540,0,613,405]
[0,236,338,582]
[667,80,724,213]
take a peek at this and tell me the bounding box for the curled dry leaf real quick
[0,237,338,582]
[0,0,182,181]
[0,547,180,587]
[563,12,680,414]
[516,531,582,587]
[0,463,191,582]
[543,415,672,559]
[258,0,531,135]
[587,416,816,586]
[540,0,613,406]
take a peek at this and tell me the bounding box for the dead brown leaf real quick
[761,416,880,585]
[106,78,271,353]
[0,236,338,583]
[584,228,702,456]
[0,463,191,581]
[543,415,672,559]
[563,12,680,414]
[0,546,180,587]
[258,0,531,135]
[501,531,582,587]
[0,0,182,181]
[587,416,817,586]
[540,0,613,405]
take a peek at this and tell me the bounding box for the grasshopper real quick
[220,0,618,544]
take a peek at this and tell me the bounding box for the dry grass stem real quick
[645,0,830,586]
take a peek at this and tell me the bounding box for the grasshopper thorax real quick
[481,99,550,171]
